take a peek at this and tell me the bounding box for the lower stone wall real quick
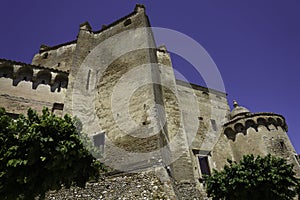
[172,181,203,200]
[45,167,178,200]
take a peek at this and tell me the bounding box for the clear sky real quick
[0,0,299,153]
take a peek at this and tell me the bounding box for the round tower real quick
[223,101,300,175]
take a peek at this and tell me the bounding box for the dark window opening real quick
[198,156,211,176]
[93,132,105,152]
[57,81,62,92]
[198,117,203,120]
[42,52,48,59]
[86,69,91,90]
[279,140,287,151]
[52,103,64,112]
[295,155,300,166]
[41,80,45,84]
[6,112,19,119]
[211,119,217,131]
[124,19,132,27]
[23,77,27,81]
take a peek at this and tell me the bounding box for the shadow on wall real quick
[0,60,68,92]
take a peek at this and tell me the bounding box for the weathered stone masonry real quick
[0,4,299,199]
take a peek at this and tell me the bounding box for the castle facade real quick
[0,5,299,196]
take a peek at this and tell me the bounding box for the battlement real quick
[224,112,288,141]
[38,4,147,54]
[0,59,68,92]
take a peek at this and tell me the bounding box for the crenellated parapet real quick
[224,112,288,140]
[0,59,69,92]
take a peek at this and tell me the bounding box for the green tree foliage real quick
[205,154,299,200]
[0,108,104,199]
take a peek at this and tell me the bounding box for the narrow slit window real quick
[279,140,287,152]
[211,119,217,131]
[86,69,91,90]
[295,155,300,166]
[57,81,61,92]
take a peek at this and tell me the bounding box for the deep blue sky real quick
[0,1,299,153]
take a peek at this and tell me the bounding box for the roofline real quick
[39,40,77,53]
[175,79,227,97]
[93,4,146,34]
[38,4,147,53]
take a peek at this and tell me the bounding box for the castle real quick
[0,5,299,198]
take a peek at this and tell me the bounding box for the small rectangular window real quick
[210,119,217,131]
[52,103,64,111]
[93,132,105,152]
[198,155,211,176]
[6,112,19,119]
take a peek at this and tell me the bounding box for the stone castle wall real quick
[0,5,299,198]
[32,42,76,72]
